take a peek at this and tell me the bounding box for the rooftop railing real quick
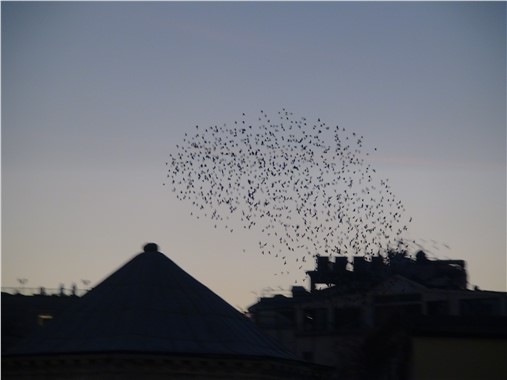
[1,287,89,297]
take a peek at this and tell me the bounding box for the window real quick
[37,314,53,326]
[427,300,449,316]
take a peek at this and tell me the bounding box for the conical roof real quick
[6,243,295,360]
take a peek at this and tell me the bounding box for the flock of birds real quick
[165,109,413,282]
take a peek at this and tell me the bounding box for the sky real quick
[2,1,506,310]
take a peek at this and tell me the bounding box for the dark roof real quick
[5,243,296,360]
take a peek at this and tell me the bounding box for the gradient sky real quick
[2,1,506,310]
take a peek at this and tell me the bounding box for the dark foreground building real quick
[2,290,81,354]
[248,252,507,380]
[2,243,329,380]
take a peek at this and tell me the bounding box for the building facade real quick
[248,252,507,380]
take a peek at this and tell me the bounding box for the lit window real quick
[37,314,53,326]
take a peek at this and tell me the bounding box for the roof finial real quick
[143,243,159,253]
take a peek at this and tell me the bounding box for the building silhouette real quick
[2,243,328,380]
[1,289,81,353]
[248,252,507,380]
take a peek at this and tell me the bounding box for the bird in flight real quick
[165,109,412,280]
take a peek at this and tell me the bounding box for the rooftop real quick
[5,243,296,361]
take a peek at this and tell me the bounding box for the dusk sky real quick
[2,1,505,310]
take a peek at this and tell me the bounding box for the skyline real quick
[2,2,506,309]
